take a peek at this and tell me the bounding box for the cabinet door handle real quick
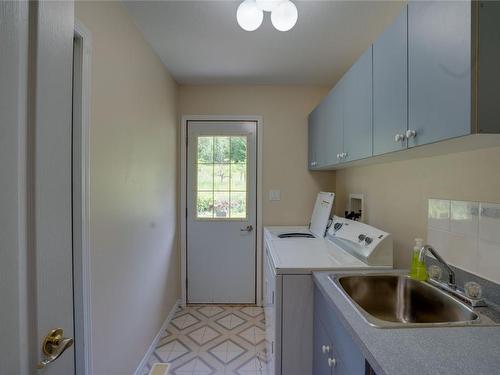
[406,129,417,139]
[394,133,406,142]
[321,345,331,354]
[328,358,337,367]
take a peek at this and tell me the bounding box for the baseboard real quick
[133,299,181,375]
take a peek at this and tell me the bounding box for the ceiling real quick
[123,1,405,85]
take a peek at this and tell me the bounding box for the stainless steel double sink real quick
[330,274,497,328]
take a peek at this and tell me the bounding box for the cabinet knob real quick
[343,152,348,159]
[394,133,406,142]
[406,129,417,139]
[336,154,340,160]
[328,358,337,367]
[321,345,331,354]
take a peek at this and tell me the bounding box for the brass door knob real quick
[37,328,74,369]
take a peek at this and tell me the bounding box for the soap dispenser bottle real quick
[410,238,424,279]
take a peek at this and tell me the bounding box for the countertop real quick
[313,270,500,375]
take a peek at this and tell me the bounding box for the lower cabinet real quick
[313,317,335,375]
[314,286,369,375]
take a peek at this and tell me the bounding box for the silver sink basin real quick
[332,274,482,328]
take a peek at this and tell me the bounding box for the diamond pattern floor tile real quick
[171,313,201,330]
[215,313,246,330]
[173,357,215,375]
[188,326,221,346]
[146,305,267,375]
[238,326,266,345]
[240,307,264,318]
[209,339,246,365]
[156,339,190,362]
[198,305,225,318]
[235,357,262,375]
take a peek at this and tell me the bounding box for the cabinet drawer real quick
[314,287,365,375]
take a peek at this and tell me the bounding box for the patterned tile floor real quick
[143,305,268,375]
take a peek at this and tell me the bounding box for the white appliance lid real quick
[309,192,335,238]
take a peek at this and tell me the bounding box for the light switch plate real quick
[269,189,281,201]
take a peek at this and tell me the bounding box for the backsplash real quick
[427,198,500,284]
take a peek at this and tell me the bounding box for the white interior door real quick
[187,121,257,304]
[32,1,76,373]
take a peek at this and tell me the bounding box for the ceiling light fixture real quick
[237,0,298,32]
[237,0,264,32]
[270,0,298,32]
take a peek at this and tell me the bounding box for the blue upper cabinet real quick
[309,79,344,169]
[308,107,320,169]
[343,47,373,162]
[308,101,327,169]
[325,79,344,166]
[408,0,471,147]
[373,6,408,155]
[308,0,500,171]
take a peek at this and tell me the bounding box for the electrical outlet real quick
[269,189,281,201]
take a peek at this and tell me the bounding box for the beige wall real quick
[335,146,500,268]
[179,85,336,226]
[76,2,179,374]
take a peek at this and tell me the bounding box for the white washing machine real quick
[263,217,393,375]
[266,192,335,241]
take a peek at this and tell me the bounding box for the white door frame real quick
[73,20,93,375]
[180,115,263,306]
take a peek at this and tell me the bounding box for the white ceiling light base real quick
[237,0,298,32]
[256,0,283,13]
[237,0,264,32]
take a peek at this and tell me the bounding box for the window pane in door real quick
[230,164,246,191]
[197,164,213,191]
[214,164,230,190]
[197,136,213,163]
[214,192,230,218]
[195,135,248,220]
[230,192,246,218]
[197,192,214,218]
[214,137,230,163]
[230,136,247,163]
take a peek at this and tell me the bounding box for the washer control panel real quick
[326,216,393,266]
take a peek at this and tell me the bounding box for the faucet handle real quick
[464,281,483,300]
[428,265,443,281]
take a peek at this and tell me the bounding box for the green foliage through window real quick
[196,136,248,219]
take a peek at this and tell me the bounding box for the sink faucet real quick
[418,245,456,289]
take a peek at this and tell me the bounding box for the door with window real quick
[187,121,257,304]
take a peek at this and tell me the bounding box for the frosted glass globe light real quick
[237,0,264,31]
[256,0,282,12]
[271,0,298,32]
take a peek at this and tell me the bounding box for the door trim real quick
[180,115,263,306]
[73,20,93,375]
